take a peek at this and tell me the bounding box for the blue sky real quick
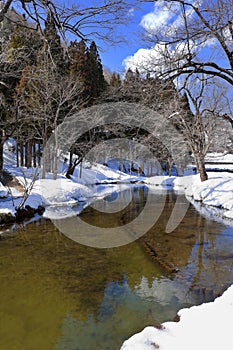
[11,0,153,74]
[97,3,154,73]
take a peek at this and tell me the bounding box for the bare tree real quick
[141,0,233,86]
[135,0,233,179]
[0,0,137,43]
[15,62,82,178]
[173,77,220,181]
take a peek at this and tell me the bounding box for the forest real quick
[0,7,188,179]
[0,1,233,183]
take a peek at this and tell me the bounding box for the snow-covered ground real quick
[0,146,143,219]
[0,181,8,198]
[121,283,233,350]
[145,172,233,221]
[120,153,233,350]
[1,143,233,350]
[1,146,233,223]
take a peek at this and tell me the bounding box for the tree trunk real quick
[38,143,41,167]
[33,141,37,168]
[26,140,32,168]
[53,131,59,180]
[168,159,174,177]
[66,156,82,179]
[79,160,83,179]
[20,142,24,167]
[66,152,74,179]
[0,130,6,178]
[25,142,28,168]
[194,152,208,182]
[42,122,48,178]
[16,142,19,167]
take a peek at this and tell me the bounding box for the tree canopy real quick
[0,0,137,43]
[140,0,233,86]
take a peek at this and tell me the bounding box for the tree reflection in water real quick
[0,186,233,350]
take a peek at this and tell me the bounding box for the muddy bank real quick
[0,205,45,228]
[0,170,45,228]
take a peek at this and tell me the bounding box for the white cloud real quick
[123,45,165,73]
[123,41,194,76]
[140,2,173,32]
[140,0,197,37]
[123,0,224,77]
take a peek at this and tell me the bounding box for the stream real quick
[0,185,233,350]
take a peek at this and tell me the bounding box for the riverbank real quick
[120,169,233,349]
[1,149,233,349]
[1,145,233,225]
[1,160,233,228]
[145,171,233,222]
[120,283,233,350]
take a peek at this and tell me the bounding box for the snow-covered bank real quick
[1,144,233,224]
[1,167,233,224]
[0,148,144,222]
[145,172,233,222]
[185,173,233,219]
[0,173,138,222]
[121,283,233,350]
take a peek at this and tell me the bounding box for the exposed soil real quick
[1,170,24,192]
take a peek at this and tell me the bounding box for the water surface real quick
[0,186,233,350]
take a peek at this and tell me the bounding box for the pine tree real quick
[109,72,121,88]
[43,13,64,73]
[69,40,91,105]
[123,68,142,102]
[88,41,106,100]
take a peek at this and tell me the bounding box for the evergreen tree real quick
[69,40,91,106]
[88,41,106,100]
[124,68,140,86]
[109,73,121,88]
[122,68,142,102]
[43,13,65,73]
[0,16,43,172]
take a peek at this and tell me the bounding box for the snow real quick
[185,173,233,208]
[145,172,233,222]
[0,149,143,220]
[1,148,233,223]
[121,284,233,350]
[64,159,142,185]
[0,207,14,215]
[205,152,233,163]
[0,182,8,198]
[1,146,233,350]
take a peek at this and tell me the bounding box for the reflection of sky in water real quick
[54,188,233,350]
[179,224,233,291]
[2,188,233,350]
[104,191,118,202]
[45,184,150,220]
[56,277,191,350]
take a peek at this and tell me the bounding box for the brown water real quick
[0,186,233,350]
